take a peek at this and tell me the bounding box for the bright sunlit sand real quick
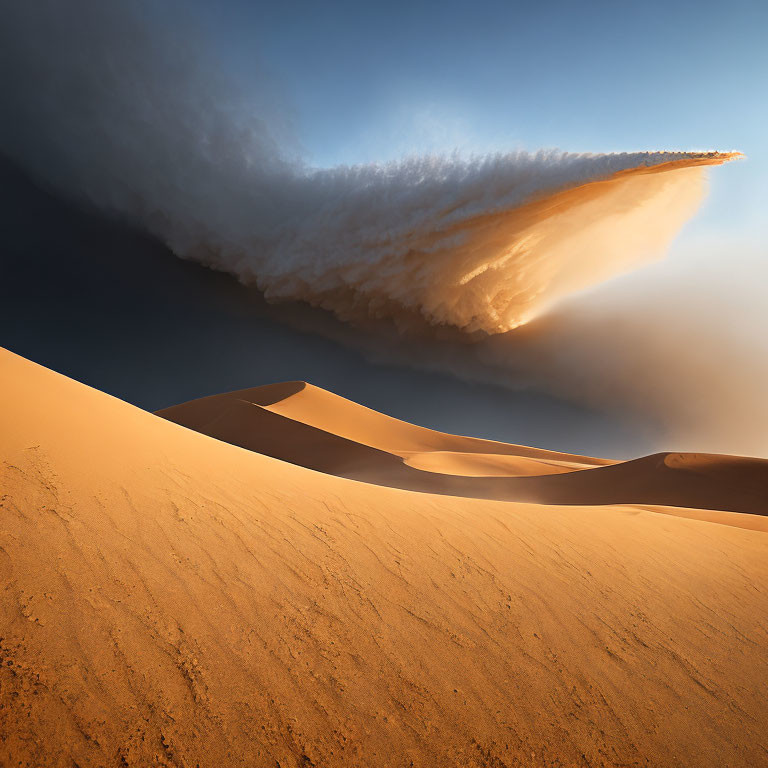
[2,348,767,767]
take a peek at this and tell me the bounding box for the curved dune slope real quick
[158,382,768,520]
[402,450,584,476]
[157,381,611,479]
[3,348,768,768]
[259,382,610,463]
[512,451,768,517]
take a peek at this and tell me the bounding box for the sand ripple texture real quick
[1,348,767,767]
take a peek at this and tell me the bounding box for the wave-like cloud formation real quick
[238,152,733,334]
[0,1,737,336]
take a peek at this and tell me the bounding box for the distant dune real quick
[2,347,768,767]
[157,380,613,478]
[159,381,768,524]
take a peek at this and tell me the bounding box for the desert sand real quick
[159,382,768,523]
[2,347,768,767]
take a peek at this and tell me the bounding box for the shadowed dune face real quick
[230,379,306,405]
[161,393,415,481]
[2,348,768,768]
[157,381,615,490]
[158,380,768,523]
[512,452,768,518]
[177,381,614,463]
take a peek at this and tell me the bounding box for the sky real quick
[2,0,767,457]
[193,0,767,236]
[185,0,768,457]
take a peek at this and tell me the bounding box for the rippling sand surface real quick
[2,347,767,767]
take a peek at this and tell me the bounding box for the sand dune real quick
[3,348,768,767]
[159,382,768,521]
[158,381,611,471]
[512,451,768,517]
